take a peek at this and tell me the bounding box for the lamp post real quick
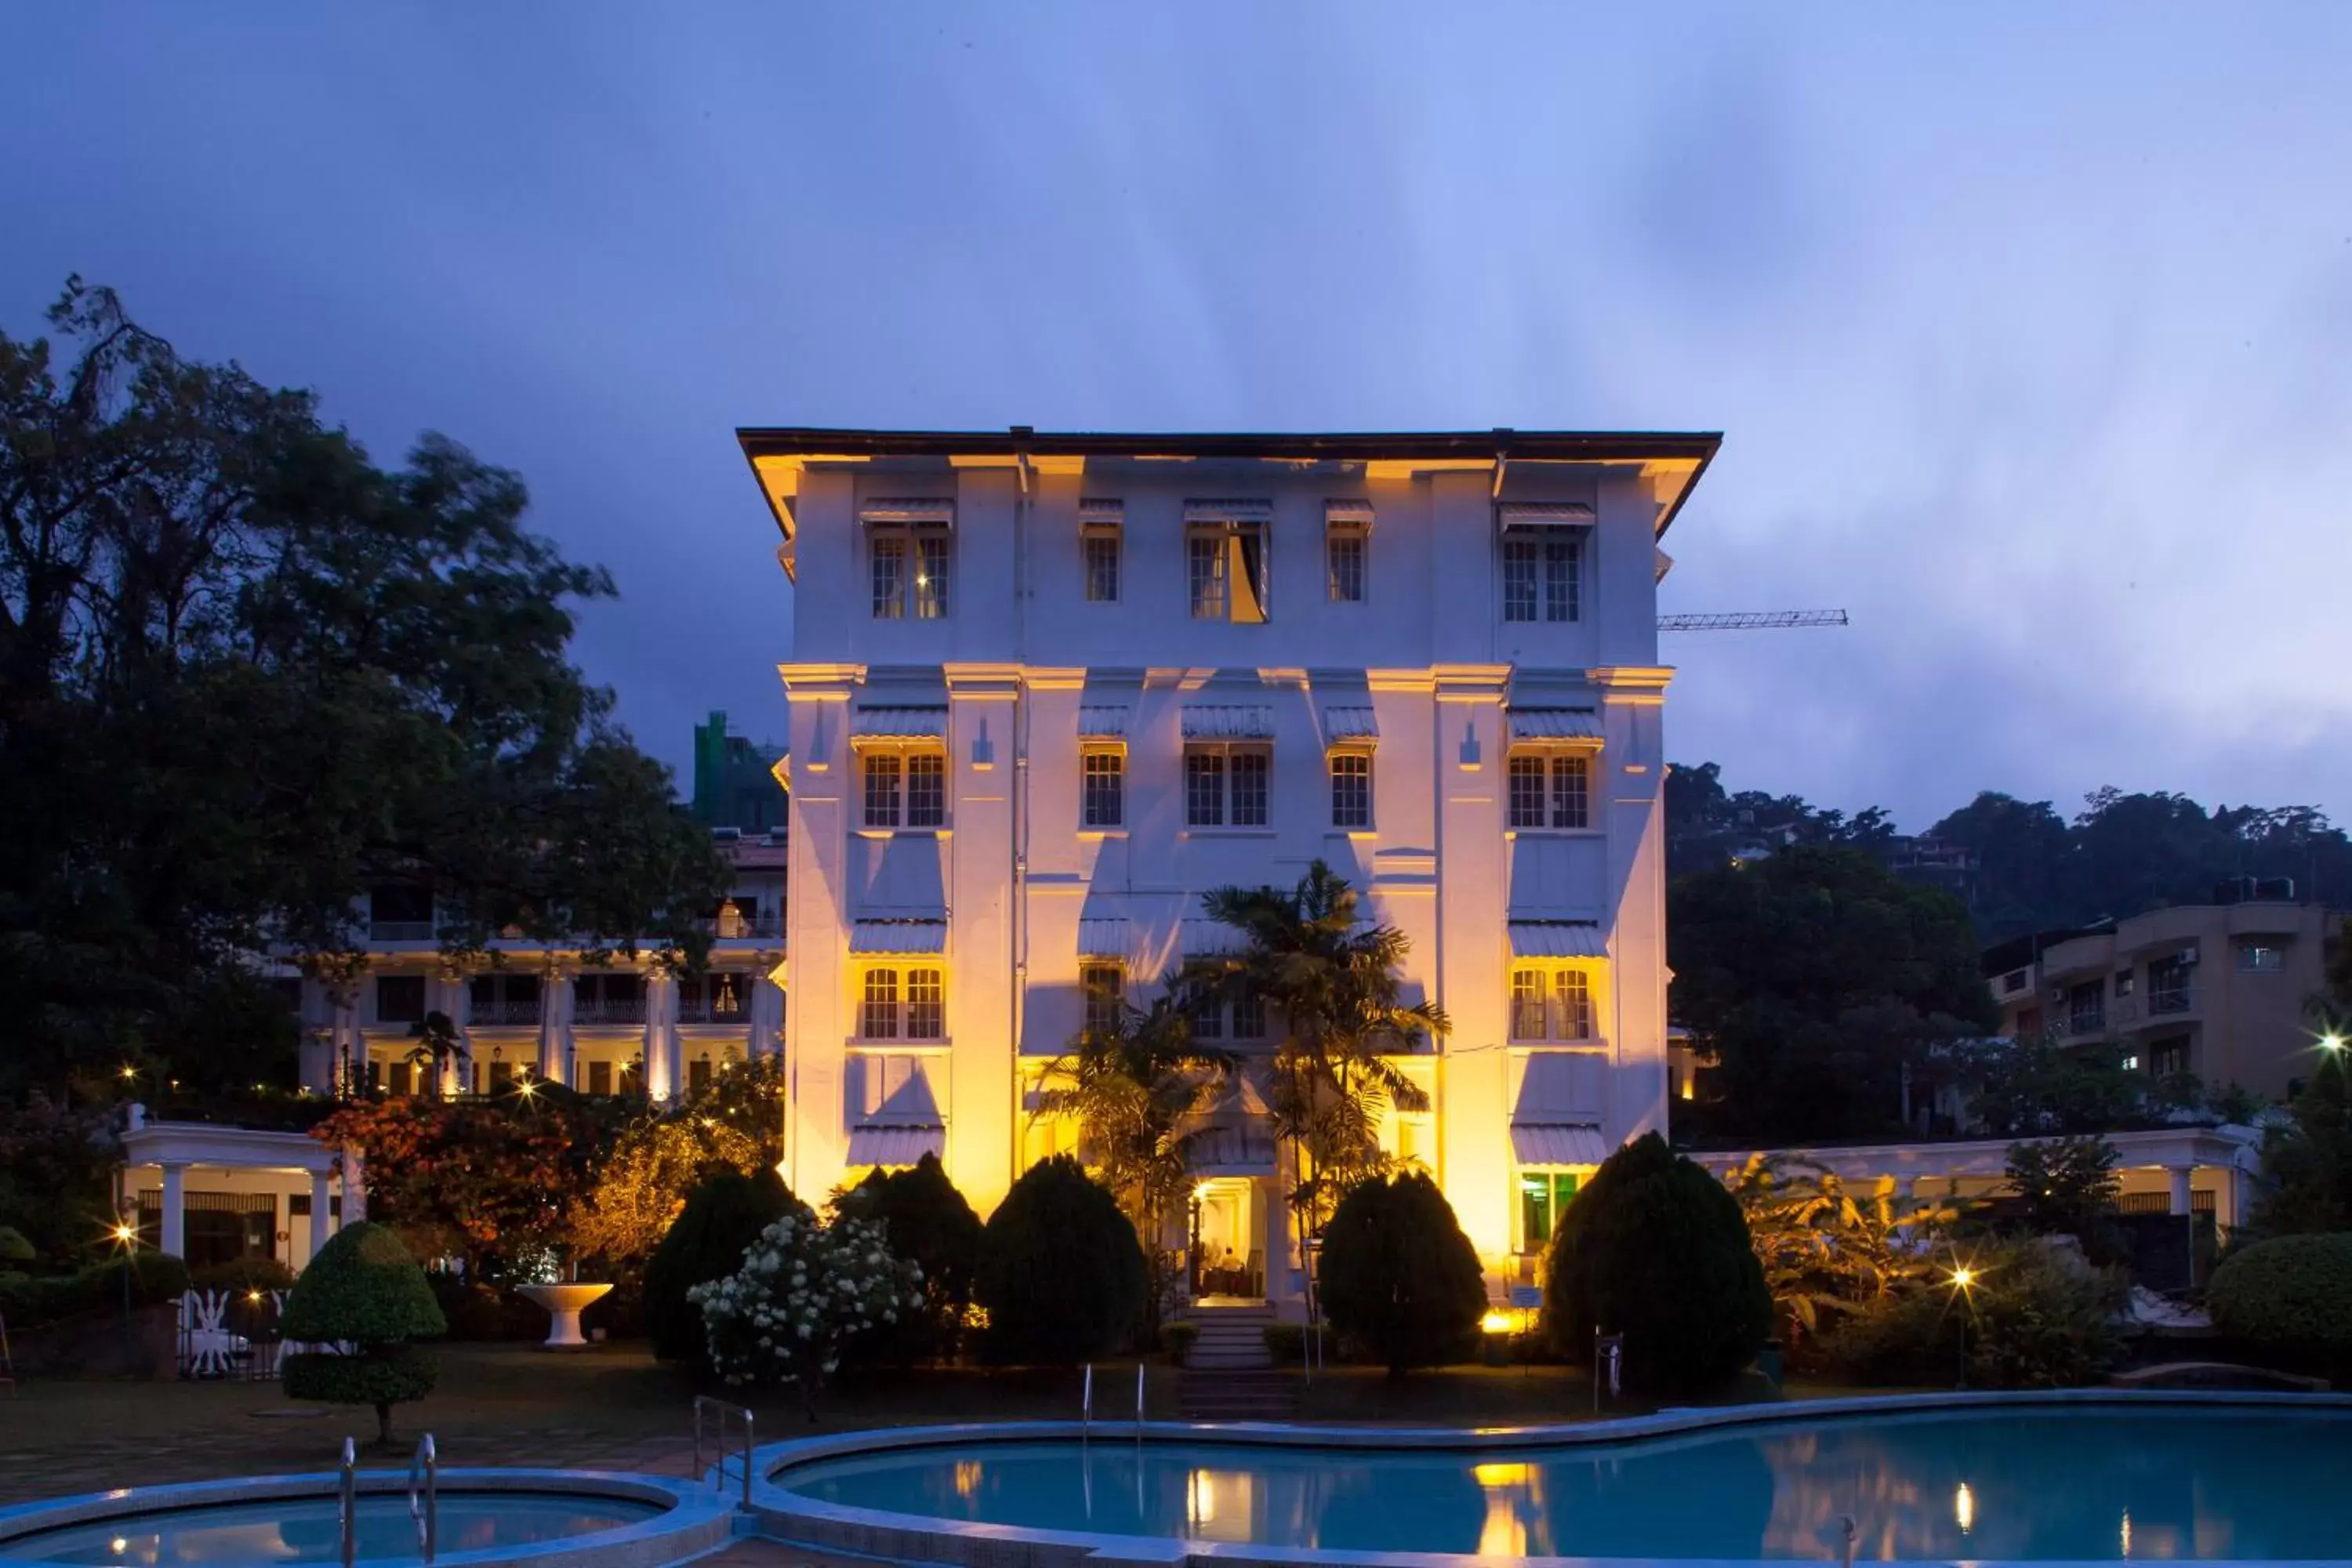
[1948,1264,1978,1388]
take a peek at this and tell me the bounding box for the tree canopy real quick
[0,278,727,1098]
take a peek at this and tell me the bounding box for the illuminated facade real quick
[743,427,1718,1307]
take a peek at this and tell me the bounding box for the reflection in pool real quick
[8,1493,661,1566]
[780,1409,2352,1560]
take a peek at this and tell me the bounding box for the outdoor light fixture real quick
[2322,1032,2346,1055]
[1947,1259,1982,1388]
[119,1065,136,1081]
[113,1222,134,1243]
[1481,1310,1515,1334]
[1955,1483,1975,1534]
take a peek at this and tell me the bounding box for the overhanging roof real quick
[738,427,1721,545]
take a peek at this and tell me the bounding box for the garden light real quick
[113,1222,134,1243]
[1480,1310,1515,1334]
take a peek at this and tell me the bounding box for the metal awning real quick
[1322,705,1378,742]
[1507,709,1601,742]
[1181,705,1273,739]
[1324,499,1376,527]
[844,1125,946,1168]
[1181,917,1248,957]
[858,497,955,526]
[1512,1050,1608,1167]
[1077,705,1131,739]
[1510,1124,1611,1167]
[1185,1122,1277,1176]
[1497,501,1595,531]
[1183,498,1272,522]
[848,919,949,955]
[851,706,948,739]
[1508,921,1606,959]
[1076,918,1128,959]
[1078,498,1124,523]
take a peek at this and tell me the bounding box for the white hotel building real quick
[743,427,1718,1308]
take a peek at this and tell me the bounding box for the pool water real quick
[7,1493,661,1565]
[782,1409,2352,1561]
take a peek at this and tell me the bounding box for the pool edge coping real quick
[747,1388,2352,1568]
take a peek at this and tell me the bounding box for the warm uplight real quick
[113,1223,136,1243]
[119,1065,136,1081]
[1955,1483,1975,1534]
[517,1080,537,1099]
[1480,1310,1516,1335]
[247,1290,263,1303]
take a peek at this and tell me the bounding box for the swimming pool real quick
[757,1393,2352,1566]
[0,1471,735,1568]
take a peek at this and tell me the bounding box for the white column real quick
[1896,1175,1919,1200]
[310,1170,336,1261]
[159,1163,187,1259]
[539,965,574,1084]
[644,970,681,1102]
[2167,1164,2194,1217]
[750,959,786,1062]
[340,1149,367,1226]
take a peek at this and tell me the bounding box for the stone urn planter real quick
[516,1283,614,1349]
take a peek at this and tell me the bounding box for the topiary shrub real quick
[836,1153,984,1364]
[974,1155,1145,1364]
[643,1168,793,1364]
[1544,1132,1773,1396]
[2208,1232,2352,1380]
[1318,1171,1487,1377]
[281,1222,447,1444]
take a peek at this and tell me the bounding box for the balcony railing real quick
[677,1002,750,1025]
[703,912,782,939]
[2065,1009,2107,1038]
[2148,985,2198,1017]
[369,920,435,942]
[471,1000,543,1028]
[575,999,648,1026]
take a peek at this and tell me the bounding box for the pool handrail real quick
[408,1432,438,1563]
[336,1436,356,1568]
[691,1395,755,1513]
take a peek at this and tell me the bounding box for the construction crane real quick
[1657,610,1849,633]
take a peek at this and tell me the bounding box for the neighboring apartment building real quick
[692,709,790,833]
[741,426,1718,1310]
[1984,882,2343,1101]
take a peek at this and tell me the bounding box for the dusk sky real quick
[8,5,2349,830]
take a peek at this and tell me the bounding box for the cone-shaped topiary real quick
[837,1153,985,1364]
[1544,1131,1773,1396]
[643,1167,793,1364]
[1318,1171,1487,1377]
[974,1155,1145,1364]
[281,1221,447,1444]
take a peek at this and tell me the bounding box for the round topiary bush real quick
[1544,1131,1773,1396]
[2208,1232,2352,1378]
[643,1168,793,1363]
[281,1222,447,1444]
[974,1155,1145,1364]
[1318,1171,1487,1377]
[837,1153,985,1365]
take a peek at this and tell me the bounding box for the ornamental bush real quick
[1318,1171,1486,1377]
[643,1168,793,1363]
[973,1155,1146,1364]
[1544,1132,1773,1396]
[837,1153,985,1364]
[281,1222,447,1443]
[2207,1232,2352,1378]
[1832,1237,2124,1388]
[690,1201,924,1417]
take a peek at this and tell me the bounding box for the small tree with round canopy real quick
[281,1221,448,1445]
[1317,1171,1486,1377]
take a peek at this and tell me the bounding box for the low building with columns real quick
[119,1105,363,1271]
[288,833,789,1102]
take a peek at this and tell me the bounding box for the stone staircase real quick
[1178,1305,1299,1421]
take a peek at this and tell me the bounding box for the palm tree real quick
[1033,992,1233,1331]
[1192,860,1450,1316]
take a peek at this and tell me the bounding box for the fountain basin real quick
[515,1283,613,1350]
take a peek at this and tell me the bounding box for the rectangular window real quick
[863,753,902,827]
[1083,528,1121,603]
[1229,749,1269,826]
[1508,753,1591,830]
[906,967,946,1040]
[1082,749,1125,829]
[2238,942,2286,972]
[1512,966,1597,1040]
[1081,963,1123,1036]
[1188,524,1267,622]
[2153,1039,2190,1077]
[906,752,946,827]
[870,528,951,619]
[2067,980,2106,1036]
[1185,749,1226,827]
[387,1060,414,1097]
[2114,970,2136,998]
[1510,968,1548,1040]
[1330,752,1372,829]
[861,969,901,1040]
[375,975,426,1025]
[1554,970,1594,1040]
[1519,1171,1580,1250]
[1231,981,1268,1040]
[1327,525,1366,603]
[2149,957,2194,1014]
[1502,532,1581,622]
[688,1054,713,1093]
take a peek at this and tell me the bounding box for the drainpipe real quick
[1011,434,1033,1192]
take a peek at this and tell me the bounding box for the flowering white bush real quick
[688,1201,924,1411]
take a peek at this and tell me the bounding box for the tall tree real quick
[1671,845,1997,1143]
[0,278,728,1098]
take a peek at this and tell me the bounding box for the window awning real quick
[1185,1122,1277,1176]
[1512,1051,1607,1167]
[1507,708,1601,742]
[1322,705,1378,742]
[1324,499,1375,527]
[1183,498,1272,523]
[1508,921,1606,959]
[1076,918,1128,960]
[845,1125,946,1169]
[1181,917,1248,957]
[1078,498,1124,524]
[1077,705,1131,739]
[852,706,948,740]
[858,498,955,526]
[1497,501,1595,532]
[849,919,949,955]
[1181,705,1273,739]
